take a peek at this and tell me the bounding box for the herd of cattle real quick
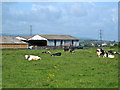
[25,47,119,61]
[25,47,75,61]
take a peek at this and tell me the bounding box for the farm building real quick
[16,34,79,47]
[0,36,28,49]
[16,36,33,42]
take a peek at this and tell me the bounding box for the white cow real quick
[25,55,41,61]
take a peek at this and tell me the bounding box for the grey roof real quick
[38,34,79,40]
[0,36,28,44]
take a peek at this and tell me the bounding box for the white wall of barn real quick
[47,40,61,46]
[47,40,79,46]
[47,40,54,46]
[63,40,72,46]
[56,40,61,46]
[73,40,79,46]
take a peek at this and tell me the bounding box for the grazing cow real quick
[64,48,69,52]
[96,48,105,57]
[51,52,61,56]
[103,53,115,58]
[42,51,51,54]
[25,55,41,61]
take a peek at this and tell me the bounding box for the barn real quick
[0,36,28,49]
[16,34,79,47]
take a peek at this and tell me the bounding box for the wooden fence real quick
[0,44,28,49]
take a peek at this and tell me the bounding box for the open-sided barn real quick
[0,36,28,49]
[16,34,79,47]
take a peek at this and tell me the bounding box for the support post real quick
[72,40,74,46]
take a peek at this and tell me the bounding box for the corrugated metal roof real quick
[38,34,79,40]
[16,34,79,40]
[0,36,28,44]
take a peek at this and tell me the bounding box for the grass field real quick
[2,47,118,88]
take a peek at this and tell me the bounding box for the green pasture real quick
[2,47,118,88]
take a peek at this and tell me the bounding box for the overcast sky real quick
[2,2,118,41]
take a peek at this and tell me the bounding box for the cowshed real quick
[16,34,79,47]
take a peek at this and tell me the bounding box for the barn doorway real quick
[28,40,47,46]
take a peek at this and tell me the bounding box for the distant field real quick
[2,47,118,88]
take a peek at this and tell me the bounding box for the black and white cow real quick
[70,48,75,54]
[108,50,120,54]
[25,55,41,61]
[51,52,61,56]
[96,48,105,57]
[103,53,115,58]
[42,51,51,54]
[96,49,115,58]
[64,48,69,52]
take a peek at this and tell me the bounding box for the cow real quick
[108,50,114,54]
[100,48,105,55]
[51,52,61,56]
[96,48,105,57]
[70,49,75,54]
[64,47,69,52]
[108,50,120,54]
[42,51,51,54]
[25,55,41,61]
[103,53,115,58]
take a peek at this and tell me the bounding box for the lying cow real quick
[108,50,120,54]
[51,52,61,56]
[96,48,105,57]
[25,55,41,61]
[70,49,75,54]
[42,51,51,54]
[103,53,115,58]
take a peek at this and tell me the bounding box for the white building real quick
[16,34,79,47]
[102,42,107,47]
